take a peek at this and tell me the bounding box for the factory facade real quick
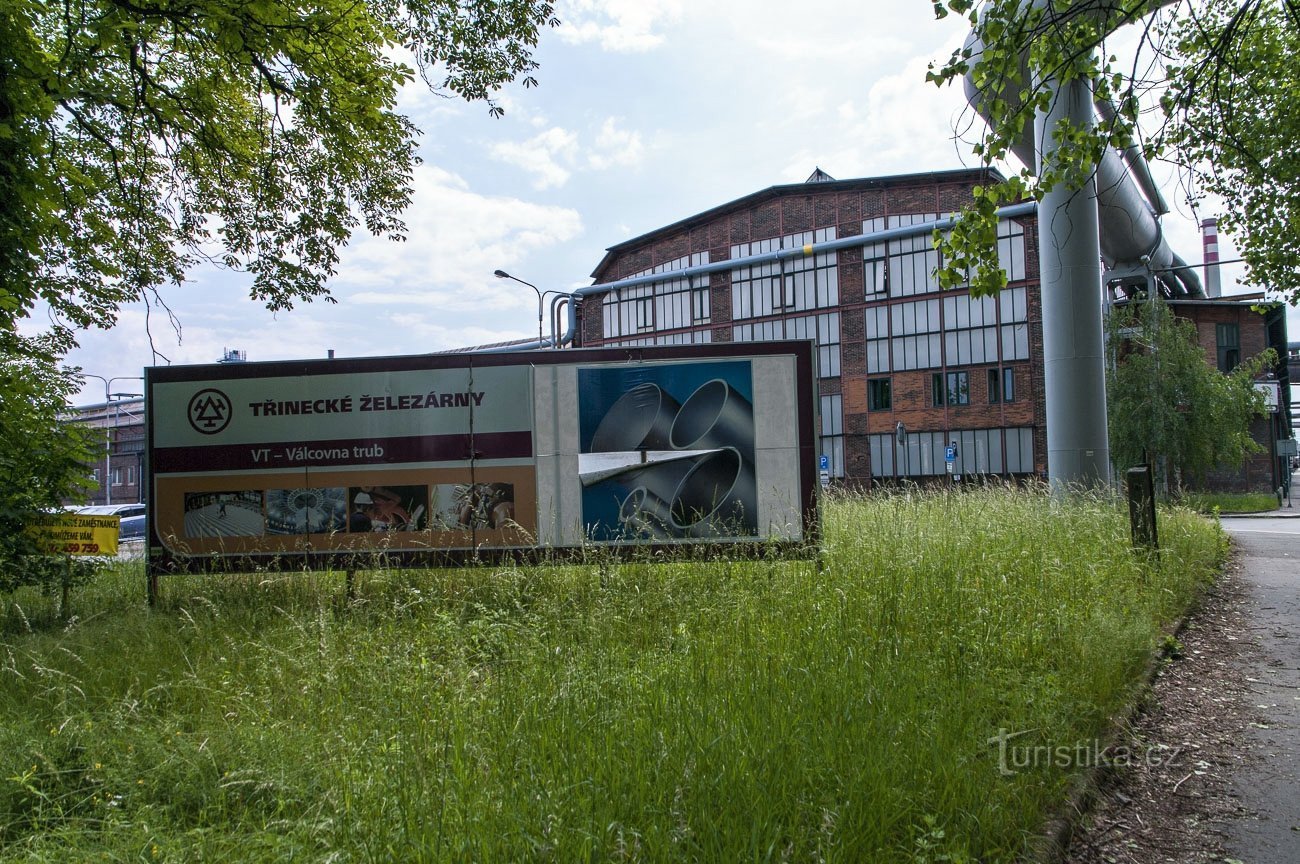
[579,169,1047,485]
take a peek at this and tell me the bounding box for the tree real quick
[0,0,557,586]
[1,0,558,357]
[1105,298,1273,491]
[0,335,97,593]
[927,0,1300,305]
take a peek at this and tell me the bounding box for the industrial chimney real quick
[1200,218,1222,298]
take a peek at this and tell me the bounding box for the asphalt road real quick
[1217,515,1300,864]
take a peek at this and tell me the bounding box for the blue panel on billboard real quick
[578,361,757,541]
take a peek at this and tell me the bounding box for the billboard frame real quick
[145,341,819,599]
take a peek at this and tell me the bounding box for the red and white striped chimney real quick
[1201,217,1222,298]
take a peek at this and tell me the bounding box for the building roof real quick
[589,167,1005,282]
[439,336,541,354]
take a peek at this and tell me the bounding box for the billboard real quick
[27,514,120,556]
[146,342,818,574]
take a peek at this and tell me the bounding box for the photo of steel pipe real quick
[668,447,756,537]
[618,486,674,540]
[670,379,755,456]
[590,382,681,452]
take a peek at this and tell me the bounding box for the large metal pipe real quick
[669,379,755,456]
[1095,97,1169,216]
[962,0,1202,490]
[1038,76,1112,489]
[618,486,674,539]
[668,447,757,538]
[961,2,1202,300]
[589,382,681,452]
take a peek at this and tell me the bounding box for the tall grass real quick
[0,488,1224,861]
[1179,490,1278,514]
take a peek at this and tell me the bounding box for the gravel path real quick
[1063,516,1300,864]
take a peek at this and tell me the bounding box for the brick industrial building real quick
[580,168,1046,485]
[1161,296,1292,492]
[576,168,1290,490]
[61,396,147,506]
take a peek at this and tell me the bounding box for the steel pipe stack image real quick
[581,375,758,540]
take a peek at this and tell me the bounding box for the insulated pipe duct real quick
[550,201,1038,350]
[1038,76,1112,488]
[1095,97,1169,216]
[961,2,1202,300]
[963,0,1200,490]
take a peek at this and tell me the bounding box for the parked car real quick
[75,504,145,518]
[118,514,146,540]
[75,504,146,542]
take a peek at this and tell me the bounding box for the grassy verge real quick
[1179,490,1278,514]
[0,488,1225,862]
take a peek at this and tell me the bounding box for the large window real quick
[999,285,1030,361]
[863,215,1026,299]
[891,298,942,371]
[820,393,844,478]
[868,427,1035,477]
[734,312,841,378]
[731,229,838,320]
[943,292,999,365]
[1216,323,1240,372]
[602,253,710,342]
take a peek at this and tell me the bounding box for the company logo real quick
[188,388,233,435]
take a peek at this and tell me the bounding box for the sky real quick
[42,0,1296,405]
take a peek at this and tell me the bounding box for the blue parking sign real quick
[945,445,957,463]
[820,454,829,471]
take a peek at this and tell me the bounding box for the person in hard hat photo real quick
[349,492,373,533]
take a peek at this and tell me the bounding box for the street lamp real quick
[494,269,545,348]
[494,270,575,349]
[82,374,144,505]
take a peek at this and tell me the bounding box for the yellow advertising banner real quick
[26,514,120,556]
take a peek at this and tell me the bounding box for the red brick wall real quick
[585,176,1047,483]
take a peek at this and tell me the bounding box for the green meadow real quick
[0,488,1225,862]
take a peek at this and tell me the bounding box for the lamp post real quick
[494,270,573,349]
[494,269,545,348]
[82,375,144,505]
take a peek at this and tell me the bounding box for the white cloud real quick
[334,164,583,306]
[490,126,580,189]
[588,118,645,170]
[555,0,684,52]
[489,118,647,187]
